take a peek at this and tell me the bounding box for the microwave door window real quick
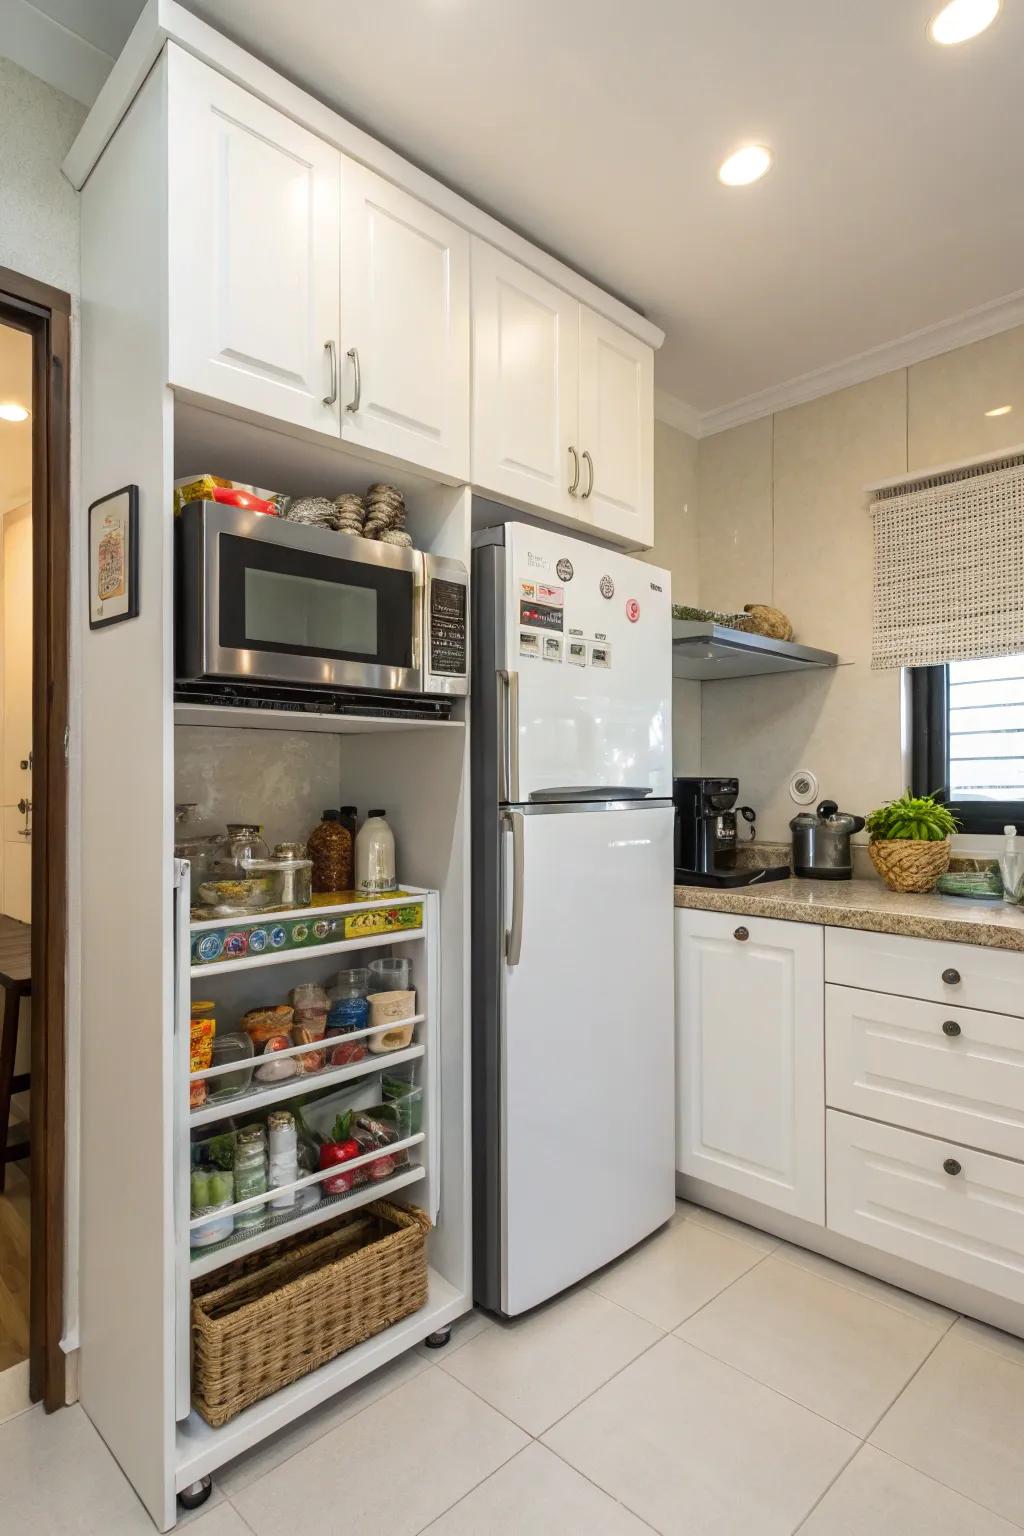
[244,568,377,655]
[218,533,414,671]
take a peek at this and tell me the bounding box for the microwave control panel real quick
[429,577,468,677]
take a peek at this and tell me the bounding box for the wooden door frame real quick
[0,265,69,1411]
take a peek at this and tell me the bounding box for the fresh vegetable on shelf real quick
[318,1114,362,1193]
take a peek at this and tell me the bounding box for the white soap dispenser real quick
[355,809,398,896]
[1000,825,1024,905]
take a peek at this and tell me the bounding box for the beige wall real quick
[0,56,84,295]
[647,419,701,773]
[696,324,1024,840]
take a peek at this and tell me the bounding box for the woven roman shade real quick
[870,453,1024,670]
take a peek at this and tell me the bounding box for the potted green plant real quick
[865,791,960,893]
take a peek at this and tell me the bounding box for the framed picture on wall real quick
[88,484,139,629]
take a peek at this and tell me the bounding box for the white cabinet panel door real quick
[340,161,470,477]
[827,1110,1024,1306]
[825,926,1024,1017]
[826,984,1024,1160]
[168,48,341,434]
[578,307,653,549]
[471,240,579,518]
[676,909,825,1221]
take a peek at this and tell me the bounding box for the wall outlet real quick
[789,769,818,805]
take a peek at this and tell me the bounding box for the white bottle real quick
[1001,826,1024,905]
[355,809,397,896]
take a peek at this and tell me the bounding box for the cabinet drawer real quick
[825,927,1024,1017]
[826,986,1024,1159]
[827,1110,1024,1305]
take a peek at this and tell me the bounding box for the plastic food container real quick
[366,990,416,1053]
[368,957,412,994]
[242,1005,294,1049]
[206,1033,254,1103]
[190,1166,236,1248]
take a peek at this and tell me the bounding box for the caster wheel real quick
[424,1326,452,1350]
[178,1476,213,1511]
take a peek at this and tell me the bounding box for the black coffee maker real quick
[673,776,789,887]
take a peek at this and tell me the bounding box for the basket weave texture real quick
[869,837,951,893]
[191,1201,430,1427]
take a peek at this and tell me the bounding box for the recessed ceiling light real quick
[929,0,1000,45]
[0,403,29,422]
[985,404,1013,416]
[718,145,773,187]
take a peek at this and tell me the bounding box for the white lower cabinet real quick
[676,909,825,1222]
[827,1109,1024,1306]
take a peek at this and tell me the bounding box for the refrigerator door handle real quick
[503,810,525,965]
[497,668,520,802]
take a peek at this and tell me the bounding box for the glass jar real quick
[271,843,313,909]
[175,803,221,903]
[307,810,353,894]
[327,968,369,1036]
[199,824,275,912]
[213,823,271,874]
[233,1124,268,1230]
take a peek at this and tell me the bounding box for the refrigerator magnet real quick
[543,635,563,662]
[590,643,611,668]
[519,631,540,658]
[568,641,587,666]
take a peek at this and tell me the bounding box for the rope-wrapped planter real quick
[191,1201,430,1427]
[869,838,951,893]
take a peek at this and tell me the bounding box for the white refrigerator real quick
[471,521,676,1316]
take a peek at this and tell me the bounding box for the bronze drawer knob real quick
[942,968,961,985]
[734,926,749,942]
[943,1158,962,1176]
[942,1020,962,1038]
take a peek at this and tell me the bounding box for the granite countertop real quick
[674,875,1024,953]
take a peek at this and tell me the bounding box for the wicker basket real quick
[191,1201,430,1427]
[869,837,952,893]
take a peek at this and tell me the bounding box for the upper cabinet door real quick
[168,50,341,435]
[577,308,654,548]
[340,161,470,478]
[471,241,580,518]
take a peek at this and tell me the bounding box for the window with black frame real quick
[910,655,1024,834]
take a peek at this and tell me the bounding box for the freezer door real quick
[500,803,676,1314]
[503,524,672,802]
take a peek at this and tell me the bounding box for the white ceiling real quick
[0,324,33,513]
[15,0,1024,428]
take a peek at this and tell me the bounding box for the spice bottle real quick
[267,1110,298,1210]
[307,810,353,894]
[355,809,397,896]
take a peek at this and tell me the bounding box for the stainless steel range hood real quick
[672,621,839,681]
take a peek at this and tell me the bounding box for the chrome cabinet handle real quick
[581,450,594,500]
[942,1020,962,1038]
[568,446,580,496]
[347,347,361,412]
[504,810,525,966]
[942,967,961,986]
[323,340,338,406]
[734,926,749,942]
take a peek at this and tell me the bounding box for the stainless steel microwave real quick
[176,501,468,696]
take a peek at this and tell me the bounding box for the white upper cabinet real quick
[167,50,341,436]
[471,241,580,519]
[578,307,654,547]
[340,161,470,478]
[676,908,825,1223]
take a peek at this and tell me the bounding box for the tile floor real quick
[3,1200,1024,1534]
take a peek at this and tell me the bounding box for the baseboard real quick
[677,1172,1024,1340]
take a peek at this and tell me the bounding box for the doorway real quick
[0,267,69,1415]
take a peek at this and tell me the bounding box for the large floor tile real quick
[415,1306,493,1361]
[217,1347,429,1496]
[544,1335,856,1536]
[187,1507,257,1536]
[871,1329,1024,1526]
[774,1242,955,1326]
[233,1366,527,1536]
[800,1445,1018,1535]
[676,1254,944,1434]
[437,1286,660,1435]
[0,1402,156,1533]
[673,1200,779,1254]
[588,1211,765,1330]
[951,1314,1024,1367]
[423,1442,651,1535]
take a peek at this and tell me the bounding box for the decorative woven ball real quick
[868,838,951,893]
[743,603,794,641]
